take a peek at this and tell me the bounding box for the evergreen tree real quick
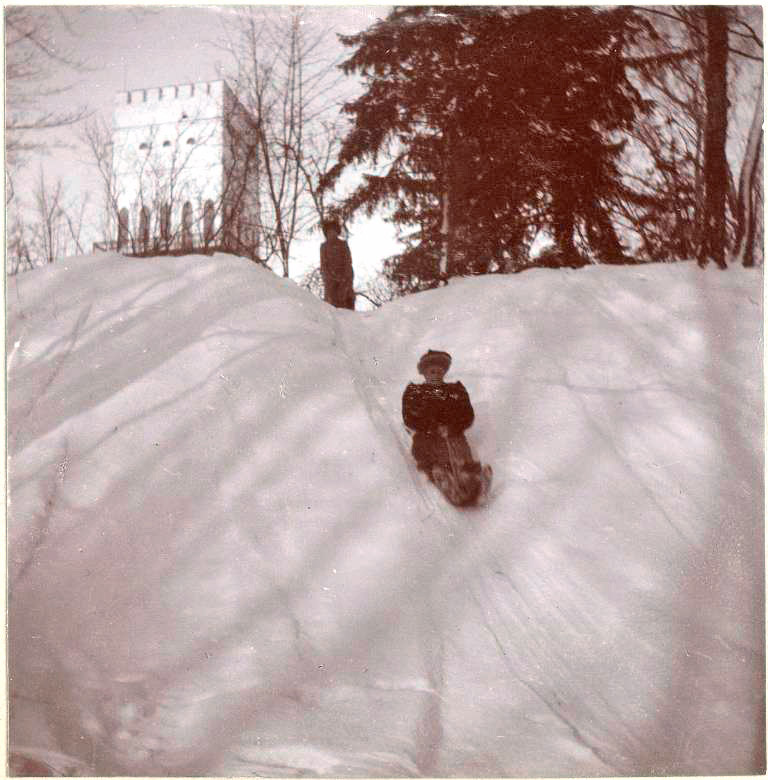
[322,6,651,292]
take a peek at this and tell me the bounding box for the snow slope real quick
[7,253,764,777]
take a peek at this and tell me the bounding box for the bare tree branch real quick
[729,17,763,49]
[221,6,347,278]
[5,7,92,165]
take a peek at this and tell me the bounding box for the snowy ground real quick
[7,252,765,777]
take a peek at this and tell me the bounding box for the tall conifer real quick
[323,6,650,292]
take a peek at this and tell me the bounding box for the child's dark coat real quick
[402,380,475,471]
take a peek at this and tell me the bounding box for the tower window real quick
[139,142,150,150]
[142,90,147,102]
[127,92,132,104]
[158,87,164,100]
[163,140,171,147]
[186,137,196,145]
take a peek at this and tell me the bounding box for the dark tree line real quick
[320,5,762,295]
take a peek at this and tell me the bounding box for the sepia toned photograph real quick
[5,4,764,776]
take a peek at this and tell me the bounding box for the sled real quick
[429,434,493,508]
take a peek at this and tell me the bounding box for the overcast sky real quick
[8,5,400,281]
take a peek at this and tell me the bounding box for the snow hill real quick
[7,252,764,777]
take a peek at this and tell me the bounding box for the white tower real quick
[111,80,260,257]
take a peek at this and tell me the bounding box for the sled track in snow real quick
[330,311,462,774]
[331,310,622,775]
[331,313,443,521]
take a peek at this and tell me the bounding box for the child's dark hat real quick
[418,349,452,374]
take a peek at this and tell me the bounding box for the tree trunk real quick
[697,6,729,269]
[439,124,454,280]
[740,143,762,269]
[733,71,763,267]
[552,181,577,262]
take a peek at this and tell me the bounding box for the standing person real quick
[402,349,492,506]
[320,219,355,309]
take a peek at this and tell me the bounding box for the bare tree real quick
[221,7,347,277]
[626,7,763,266]
[33,167,66,265]
[299,265,324,298]
[355,269,398,308]
[6,209,35,276]
[5,169,89,273]
[5,7,91,174]
[291,118,346,228]
[731,71,763,267]
[730,11,764,267]
[62,191,89,256]
[299,262,396,309]
[81,117,117,244]
[619,8,708,261]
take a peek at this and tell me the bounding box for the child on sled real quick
[402,349,490,506]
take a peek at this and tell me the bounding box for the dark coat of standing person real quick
[402,349,476,474]
[320,219,355,310]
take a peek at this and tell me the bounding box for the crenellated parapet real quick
[116,80,225,107]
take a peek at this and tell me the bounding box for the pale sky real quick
[8,5,402,282]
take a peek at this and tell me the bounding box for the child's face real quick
[423,365,447,384]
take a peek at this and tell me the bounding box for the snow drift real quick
[7,252,764,776]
